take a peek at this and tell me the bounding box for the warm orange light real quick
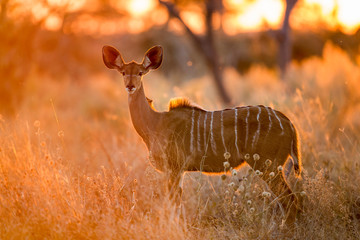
[337,0,360,34]
[44,14,62,31]
[126,0,156,16]
[301,0,360,34]
[47,0,86,12]
[304,0,336,15]
[8,0,360,35]
[180,11,205,34]
[223,15,240,36]
[235,0,283,31]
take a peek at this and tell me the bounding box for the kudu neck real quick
[128,83,159,143]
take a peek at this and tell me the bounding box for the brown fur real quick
[146,97,156,111]
[102,45,303,221]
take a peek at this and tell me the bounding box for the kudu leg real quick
[247,154,300,222]
[268,172,300,224]
[168,172,183,206]
[267,154,303,224]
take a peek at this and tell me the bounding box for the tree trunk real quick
[159,0,231,105]
[277,0,298,77]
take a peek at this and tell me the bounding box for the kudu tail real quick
[291,125,302,177]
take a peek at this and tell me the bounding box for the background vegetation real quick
[1,0,360,239]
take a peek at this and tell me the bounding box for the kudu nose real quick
[126,85,136,93]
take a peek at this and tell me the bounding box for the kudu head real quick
[102,45,163,94]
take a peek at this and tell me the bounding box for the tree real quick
[276,0,298,76]
[159,0,232,105]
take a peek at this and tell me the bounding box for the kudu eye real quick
[138,72,143,76]
[122,72,125,76]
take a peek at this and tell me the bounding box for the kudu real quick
[102,45,302,219]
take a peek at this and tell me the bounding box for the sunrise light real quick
[337,0,360,34]
[126,0,156,16]
[9,0,360,35]
[304,0,336,15]
[235,0,283,31]
[47,0,86,12]
[302,0,360,34]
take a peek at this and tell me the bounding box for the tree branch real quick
[282,0,298,33]
[159,0,231,104]
[158,0,204,49]
[277,0,298,76]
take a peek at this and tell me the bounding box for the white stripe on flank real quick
[221,111,227,152]
[197,112,201,152]
[245,107,250,149]
[210,111,217,153]
[190,108,195,152]
[252,106,261,150]
[204,112,208,149]
[271,108,284,135]
[263,107,273,142]
[265,107,272,136]
[234,108,240,156]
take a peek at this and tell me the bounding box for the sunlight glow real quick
[9,0,360,35]
[180,11,205,34]
[302,0,360,34]
[126,0,156,16]
[304,0,336,15]
[337,0,360,33]
[44,14,62,31]
[235,0,283,31]
[47,0,86,12]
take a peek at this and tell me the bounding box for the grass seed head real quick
[223,161,230,169]
[253,153,260,161]
[224,152,231,160]
[262,191,271,198]
[265,159,272,167]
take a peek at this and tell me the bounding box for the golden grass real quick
[1,42,360,239]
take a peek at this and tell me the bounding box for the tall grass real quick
[1,42,360,239]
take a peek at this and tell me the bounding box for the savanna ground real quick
[1,40,360,239]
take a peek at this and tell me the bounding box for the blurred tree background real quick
[1,0,360,114]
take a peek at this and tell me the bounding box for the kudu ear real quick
[142,46,163,70]
[102,45,124,70]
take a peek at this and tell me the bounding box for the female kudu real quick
[102,45,302,220]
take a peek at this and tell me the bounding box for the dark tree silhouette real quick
[159,0,232,105]
[276,0,298,76]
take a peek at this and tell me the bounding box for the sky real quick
[8,0,360,35]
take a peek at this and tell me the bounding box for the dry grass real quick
[1,42,360,239]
